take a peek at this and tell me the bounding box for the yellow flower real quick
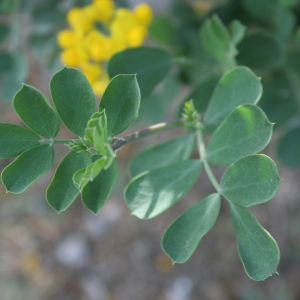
[93,0,115,22]
[92,75,111,96]
[127,26,148,47]
[67,7,94,33]
[81,63,103,83]
[134,4,153,26]
[57,30,76,48]
[58,2,153,95]
[60,48,88,67]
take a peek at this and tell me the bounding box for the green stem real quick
[111,120,185,151]
[41,120,185,150]
[196,129,222,194]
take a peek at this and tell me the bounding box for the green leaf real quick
[221,154,281,207]
[203,66,262,133]
[83,157,106,181]
[230,203,280,281]
[50,67,95,137]
[125,160,202,219]
[230,20,246,44]
[99,74,141,137]
[13,84,60,138]
[1,144,53,194]
[129,134,196,177]
[46,150,91,212]
[82,158,118,214]
[200,15,231,60]
[162,193,221,263]
[277,127,300,168]
[140,74,179,123]
[207,104,273,166]
[72,168,89,191]
[149,16,176,46]
[200,15,238,69]
[237,31,285,71]
[108,47,173,98]
[259,70,299,128]
[0,123,40,158]
[240,0,276,25]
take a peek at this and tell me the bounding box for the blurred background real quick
[1,0,300,299]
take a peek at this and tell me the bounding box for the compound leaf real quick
[99,74,140,137]
[207,104,273,166]
[125,160,202,219]
[50,67,95,137]
[13,84,60,138]
[221,154,281,207]
[162,193,221,263]
[129,134,196,177]
[0,123,40,158]
[46,150,91,212]
[230,203,280,281]
[1,144,53,193]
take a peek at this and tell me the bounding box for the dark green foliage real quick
[1,144,53,193]
[129,134,196,177]
[108,47,173,98]
[237,31,285,71]
[13,84,60,138]
[162,194,221,263]
[46,151,92,212]
[230,203,280,281]
[99,74,140,136]
[221,155,281,207]
[277,127,300,168]
[203,66,262,133]
[125,160,202,219]
[0,9,287,281]
[82,159,118,214]
[50,67,95,137]
[0,123,40,158]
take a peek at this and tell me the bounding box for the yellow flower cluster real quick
[57,0,153,96]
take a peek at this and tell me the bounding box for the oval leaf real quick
[277,127,300,168]
[125,160,202,219]
[13,84,60,138]
[46,150,91,212]
[230,203,280,281]
[207,104,273,166]
[99,74,141,137]
[1,144,53,193]
[82,159,118,214]
[108,46,173,98]
[259,70,299,128]
[203,66,262,133]
[50,67,95,136]
[162,193,221,263]
[0,123,40,158]
[221,154,281,207]
[237,31,284,71]
[129,134,196,177]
